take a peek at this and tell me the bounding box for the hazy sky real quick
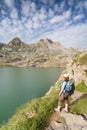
[0,0,87,48]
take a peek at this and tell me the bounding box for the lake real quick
[0,66,63,125]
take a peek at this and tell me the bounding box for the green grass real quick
[75,80,87,92]
[0,88,59,130]
[72,58,78,65]
[72,69,74,75]
[79,54,87,65]
[70,80,87,114]
[70,97,87,114]
[72,53,87,65]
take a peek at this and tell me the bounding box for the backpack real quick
[64,81,75,95]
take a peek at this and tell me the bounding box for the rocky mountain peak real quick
[7,37,24,50]
[8,37,22,46]
[39,38,53,43]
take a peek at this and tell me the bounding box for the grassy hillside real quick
[79,54,87,65]
[70,81,87,114]
[72,53,87,65]
[75,80,87,92]
[0,88,59,130]
[70,97,87,114]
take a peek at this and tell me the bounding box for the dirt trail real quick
[46,91,87,130]
[71,91,87,104]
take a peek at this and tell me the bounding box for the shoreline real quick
[0,63,65,68]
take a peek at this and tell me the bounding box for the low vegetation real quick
[72,53,87,65]
[70,80,87,114]
[75,80,87,92]
[70,97,87,114]
[0,88,59,130]
[79,54,87,65]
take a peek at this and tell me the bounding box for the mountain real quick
[2,37,29,51]
[8,37,23,50]
[0,37,79,67]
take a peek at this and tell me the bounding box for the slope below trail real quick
[70,91,87,104]
[46,91,87,130]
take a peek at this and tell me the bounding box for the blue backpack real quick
[60,81,75,95]
[64,81,75,95]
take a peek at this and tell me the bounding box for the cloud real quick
[48,0,55,6]
[30,2,37,13]
[39,7,47,20]
[83,0,87,10]
[73,14,83,21]
[59,1,65,12]
[40,0,48,4]
[40,22,87,48]
[1,9,6,16]
[75,1,84,14]
[21,0,31,17]
[68,0,74,6]
[48,8,55,18]
[25,19,33,29]
[54,4,59,12]
[27,20,87,48]
[10,8,18,19]
[50,15,64,24]
[50,8,72,25]
[63,9,71,20]
[1,17,11,27]
[4,0,14,8]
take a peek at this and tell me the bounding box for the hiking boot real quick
[54,106,61,112]
[64,108,69,112]
[64,104,69,112]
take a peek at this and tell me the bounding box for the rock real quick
[82,127,87,130]
[59,111,87,130]
[46,90,87,130]
[46,121,67,130]
[68,124,82,130]
[46,111,87,130]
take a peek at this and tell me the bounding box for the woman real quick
[55,73,70,112]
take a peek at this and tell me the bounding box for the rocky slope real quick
[46,91,87,130]
[0,37,78,67]
[55,50,87,86]
[46,51,87,130]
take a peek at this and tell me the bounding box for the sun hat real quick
[63,73,69,78]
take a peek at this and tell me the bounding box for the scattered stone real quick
[82,127,87,130]
[24,111,36,119]
[46,91,87,130]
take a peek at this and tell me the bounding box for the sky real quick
[0,0,87,48]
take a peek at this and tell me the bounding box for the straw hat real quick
[63,73,69,78]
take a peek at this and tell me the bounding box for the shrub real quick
[75,80,87,92]
[70,97,87,114]
[79,54,87,65]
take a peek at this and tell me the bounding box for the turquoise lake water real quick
[0,66,63,125]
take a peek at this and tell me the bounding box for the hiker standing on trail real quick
[55,73,73,112]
